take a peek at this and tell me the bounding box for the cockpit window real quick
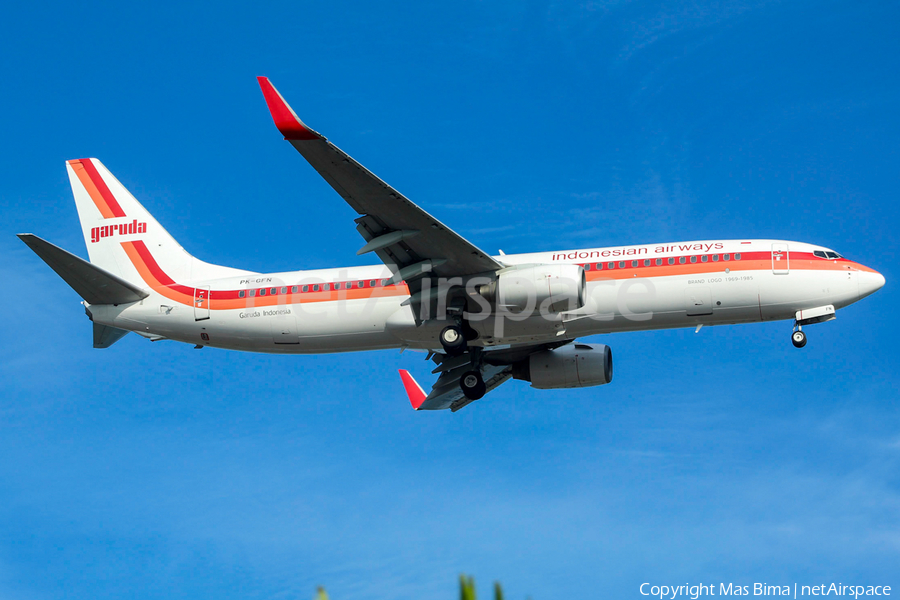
[825,251,842,259]
[814,251,827,258]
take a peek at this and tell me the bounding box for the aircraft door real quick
[194,286,210,321]
[771,243,789,274]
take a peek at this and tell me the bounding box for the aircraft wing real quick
[397,340,574,411]
[400,360,513,412]
[257,77,503,291]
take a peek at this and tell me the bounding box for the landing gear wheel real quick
[460,370,486,400]
[440,325,467,355]
[791,330,807,348]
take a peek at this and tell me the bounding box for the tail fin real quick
[67,158,240,287]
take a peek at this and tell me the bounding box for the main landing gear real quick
[791,325,807,349]
[440,324,467,355]
[460,370,486,400]
[440,321,486,401]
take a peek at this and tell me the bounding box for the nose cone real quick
[858,269,886,300]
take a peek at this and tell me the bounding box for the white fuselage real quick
[88,239,883,354]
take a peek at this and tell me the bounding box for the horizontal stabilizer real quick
[18,233,149,305]
[93,323,130,348]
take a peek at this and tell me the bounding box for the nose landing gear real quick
[789,305,836,348]
[791,326,807,348]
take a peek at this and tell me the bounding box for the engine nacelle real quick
[512,343,613,389]
[479,264,585,314]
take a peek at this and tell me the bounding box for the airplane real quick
[19,77,885,412]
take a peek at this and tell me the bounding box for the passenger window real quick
[644,259,651,267]
[619,261,626,269]
[596,263,603,270]
[239,290,246,298]
[291,286,298,293]
[701,255,708,263]
[631,260,638,268]
[735,253,741,261]
[280,287,287,294]
[656,258,662,266]
[370,280,377,287]
[608,262,615,269]
[690,256,697,263]
[584,263,591,271]
[249,290,256,297]
[712,255,719,262]
[668,257,675,265]
[302,285,309,292]
[312,285,319,292]
[724,254,730,261]
[259,288,266,296]
[679,257,686,264]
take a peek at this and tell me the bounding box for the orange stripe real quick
[584,258,858,282]
[79,159,126,217]
[69,159,117,219]
[121,241,409,310]
[121,242,194,305]
[123,242,866,311]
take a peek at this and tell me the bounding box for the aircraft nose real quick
[858,269,885,300]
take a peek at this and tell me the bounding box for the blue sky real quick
[1,1,898,598]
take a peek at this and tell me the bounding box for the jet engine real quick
[478,264,585,314]
[512,343,613,389]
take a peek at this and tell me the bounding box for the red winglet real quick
[256,76,321,141]
[398,370,427,410]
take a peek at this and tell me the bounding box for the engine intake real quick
[513,343,613,389]
[479,264,585,314]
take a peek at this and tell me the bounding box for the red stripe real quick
[582,250,842,269]
[124,241,855,311]
[131,240,194,294]
[80,159,127,218]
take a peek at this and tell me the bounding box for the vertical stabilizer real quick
[66,158,241,287]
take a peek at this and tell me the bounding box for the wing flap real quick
[416,363,512,411]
